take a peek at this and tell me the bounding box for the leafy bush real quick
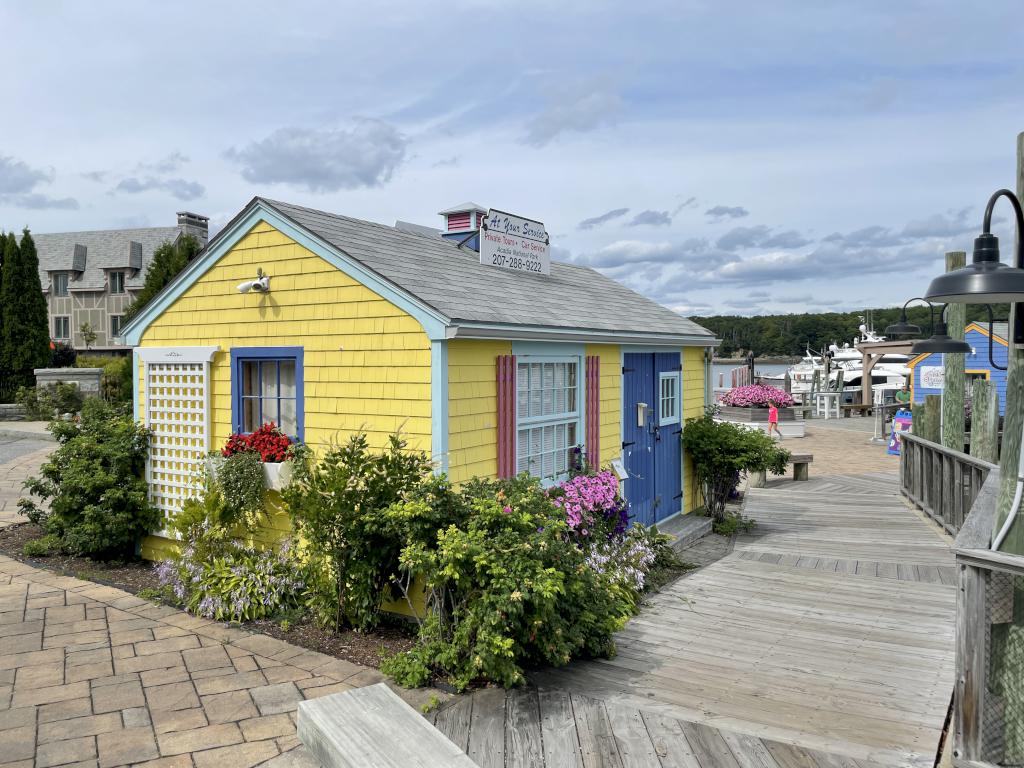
[22,533,62,557]
[382,473,651,691]
[50,342,77,368]
[16,382,85,420]
[721,384,794,408]
[283,432,431,631]
[682,410,790,522]
[155,491,305,622]
[19,399,159,559]
[216,450,266,526]
[77,355,132,404]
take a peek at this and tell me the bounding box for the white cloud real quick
[225,119,408,192]
[523,84,621,147]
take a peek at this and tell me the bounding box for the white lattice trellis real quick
[138,347,219,529]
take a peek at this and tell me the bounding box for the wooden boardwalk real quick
[434,472,956,768]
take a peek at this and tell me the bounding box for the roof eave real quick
[446,322,720,347]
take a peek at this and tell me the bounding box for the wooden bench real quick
[840,402,873,417]
[750,453,813,487]
[298,683,476,768]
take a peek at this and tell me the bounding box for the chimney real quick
[438,203,487,250]
[177,211,209,245]
[71,244,87,273]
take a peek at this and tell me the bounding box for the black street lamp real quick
[910,305,973,355]
[925,188,1024,344]
[884,297,935,337]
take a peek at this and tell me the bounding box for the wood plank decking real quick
[437,472,956,768]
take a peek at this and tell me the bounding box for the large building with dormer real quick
[34,212,208,352]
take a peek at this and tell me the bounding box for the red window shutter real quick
[496,355,517,478]
[586,355,600,467]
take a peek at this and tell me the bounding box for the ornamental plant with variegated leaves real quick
[721,384,794,408]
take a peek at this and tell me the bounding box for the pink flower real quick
[721,384,793,408]
[502,505,512,515]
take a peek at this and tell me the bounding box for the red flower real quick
[222,423,292,462]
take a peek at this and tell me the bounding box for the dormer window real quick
[110,271,126,294]
[52,273,69,297]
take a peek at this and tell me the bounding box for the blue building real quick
[909,322,1008,415]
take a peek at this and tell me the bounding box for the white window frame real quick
[515,356,583,484]
[52,273,68,296]
[53,316,70,340]
[110,315,124,339]
[659,371,681,426]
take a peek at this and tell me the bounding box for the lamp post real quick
[883,297,935,338]
[923,189,1024,552]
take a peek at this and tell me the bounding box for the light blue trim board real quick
[512,341,586,358]
[118,199,449,345]
[430,339,449,475]
[132,348,140,422]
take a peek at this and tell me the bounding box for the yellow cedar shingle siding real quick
[682,346,706,513]
[137,222,433,555]
[447,339,512,483]
[584,344,622,467]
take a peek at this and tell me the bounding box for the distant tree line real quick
[694,304,1011,358]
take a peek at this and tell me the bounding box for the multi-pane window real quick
[110,315,123,339]
[239,358,299,437]
[659,372,680,426]
[53,316,70,339]
[109,271,125,294]
[52,273,68,296]
[516,360,580,481]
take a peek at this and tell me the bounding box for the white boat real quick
[766,321,910,402]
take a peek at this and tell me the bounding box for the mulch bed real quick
[0,521,415,669]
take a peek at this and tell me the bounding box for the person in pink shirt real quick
[767,401,783,440]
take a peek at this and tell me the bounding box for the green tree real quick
[123,234,202,321]
[0,230,50,375]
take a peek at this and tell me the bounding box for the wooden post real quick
[993,133,1024,551]
[971,379,1000,464]
[996,366,1024,551]
[916,395,942,444]
[942,251,968,452]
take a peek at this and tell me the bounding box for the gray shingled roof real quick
[262,199,713,339]
[989,321,1008,341]
[33,226,182,292]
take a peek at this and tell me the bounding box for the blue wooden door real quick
[622,353,656,525]
[653,352,683,520]
[622,353,682,525]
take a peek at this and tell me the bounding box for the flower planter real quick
[207,457,293,490]
[262,461,292,491]
[718,406,799,422]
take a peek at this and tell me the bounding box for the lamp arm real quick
[983,189,1024,269]
[900,296,936,333]
[986,304,1008,371]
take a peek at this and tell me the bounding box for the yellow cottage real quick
[118,198,718,557]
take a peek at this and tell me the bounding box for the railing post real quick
[955,560,988,763]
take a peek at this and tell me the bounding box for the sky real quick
[1,0,1023,318]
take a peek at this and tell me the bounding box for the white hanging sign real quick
[919,366,945,389]
[480,209,550,275]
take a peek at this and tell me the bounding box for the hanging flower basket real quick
[262,461,293,491]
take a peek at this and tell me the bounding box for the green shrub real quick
[22,533,62,557]
[76,355,132,404]
[381,474,639,691]
[710,510,756,537]
[682,409,790,522]
[216,450,266,526]
[283,432,431,631]
[16,382,85,420]
[155,491,305,623]
[19,399,159,559]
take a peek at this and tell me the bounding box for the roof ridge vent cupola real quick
[438,202,487,239]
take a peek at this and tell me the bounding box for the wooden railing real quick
[950,469,1024,768]
[900,432,997,536]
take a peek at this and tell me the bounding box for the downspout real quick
[993,419,1024,550]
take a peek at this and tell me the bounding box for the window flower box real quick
[262,460,292,491]
[206,455,294,490]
